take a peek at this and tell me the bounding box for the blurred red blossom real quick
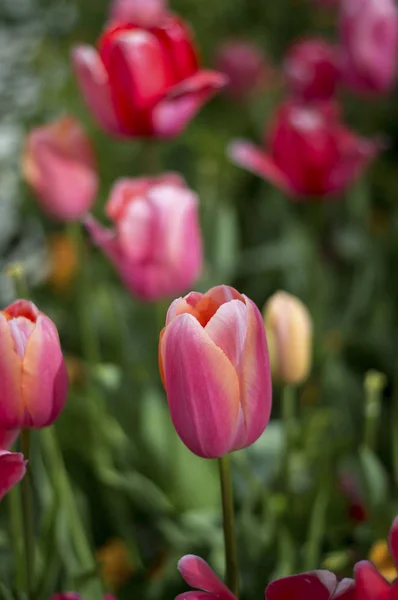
[215,40,272,101]
[228,101,380,198]
[340,0,398,94]
[0,451,26,501]
[266,570,355,600]
[109,0,166,26]
[284,38,341,102]
[72,11,226,138]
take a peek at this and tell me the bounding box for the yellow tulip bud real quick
[263,291,312,385]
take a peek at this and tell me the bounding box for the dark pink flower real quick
[0,451,26,501]
[215,40,271,101]
[72,13,226,139]
[266,571,356,600]
[228,101,379,198]
[176,555,237,600]
[355,517,398,599]
[340,0,398,94]
[284,38,341,102]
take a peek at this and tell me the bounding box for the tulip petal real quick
[84,214,121,266]
[0,313,24,429]
[0,429,19,450]
[266,571,338,600]
[389,517,398,567]
[21,316,68,428]
[354,561,390,600]
[165,294,204,326]
[334,579,356,600]
[71,45,123,136]
[228,140,293,194]
[155,15,199,81]
[232,297,272,450]
[0,451,26,500]
[205,300,248,370]
[162,313,240,458]
[178,555,236,600]
[152,70,227,138]
[175,593,217,600]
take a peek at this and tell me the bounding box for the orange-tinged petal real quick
[0,313,24,429]
[205,299,248,369]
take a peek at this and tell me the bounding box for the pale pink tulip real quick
[340,0,398,94]
[176,555,237,600]
[85,174,203,302]
[23,116,98,221]
[0,451,26,501]
[109,0,166,26]
[0,300,68,429]
[159,285,272,459]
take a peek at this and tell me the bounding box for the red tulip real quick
[109,0,166,26]
[284,38,341,102]
[340,0,398,94]
[72,13,226,138]
[228,101,379,198]
[266,571,355,600]
[215,40,271,101]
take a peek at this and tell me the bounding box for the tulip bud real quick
[0,299,68,429]
[263,292,312,385]
[0,450,26,501]
[340,0,398,94]
[159,285,272,459]
[85,174,203,302]
[22,116,98,221]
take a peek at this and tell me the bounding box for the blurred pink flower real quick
[215,40,271,100]
[266,570,355,600]
[340,0,398,94]
[0,429,19,450]
[85,174,203,301]
[228,101,380,198]
[22,116,98,221]
[0,300,68,429]
[109,0,166,26]
[176,555,237,600]
[284,38,341,102]
[159,285,272,458]
[72,14,226,138]
[0,451,26,501]
[355,517,398,599]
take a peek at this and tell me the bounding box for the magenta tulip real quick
[72,12,226,138]
[284,38,340,102]
[215,40,271,101]
[228,101,379,198]
[0,451,26,501]
[159,285,272,459]
[109,0,166,26]
[85,174,202,301]
[23,116,98,221]
[340,0,398,94]
[266,570,355,600]
[176,555,237,600]
[0,300,68,429]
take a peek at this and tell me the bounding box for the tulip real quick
[340,0,398,94]
[72,12,226,139]
[0,451,26,501]
[159,285,272,459]
[176,555,237,600]
[355,517,398,600]
[85,174,203,301]
[0,429,19,449]
[284,38,340,102]
[263,292,312,385]
[215,40,271,101]
[22,116,98,221]
[228,101,379,198]
[266,570,355,600]
[0,299,68,429]
[109,0,166,26]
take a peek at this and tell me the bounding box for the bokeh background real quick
[1,0,398,597]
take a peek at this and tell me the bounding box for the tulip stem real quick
[20,429,35,600]
[282,385,296,488]
[218,454,239,597]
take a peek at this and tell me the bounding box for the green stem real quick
[363,370,386,450]
[304,469,331,571]
[282,385,296,488]
[8,485,24,590]
[21,430,35,599]
[218,454,239,596]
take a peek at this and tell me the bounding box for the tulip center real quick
[187,296,223,327]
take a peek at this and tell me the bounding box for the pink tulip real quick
[0,429,19,449]
[109,0,166,26]
[228,101,379,198]
[340,0,398,94]
[215,40,271,101]
[176,555,237,600]
[85,174,202,302]
[0,300,68,429]
[72,13,226,139]
[284,38,341,102]
[22,116,98,221]
[159,285,272,459]
[266,570,355,600]
[0,451,26,501]
[355,517,398,600]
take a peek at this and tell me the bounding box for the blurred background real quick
[2,0,398,597]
